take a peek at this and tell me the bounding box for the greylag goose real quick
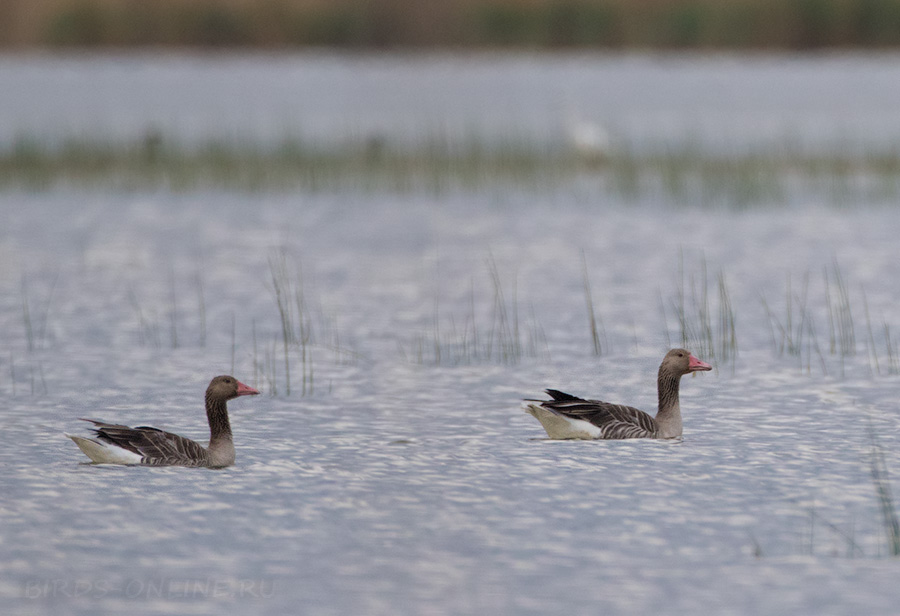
[524,348,711,439]
[67,375,259,467]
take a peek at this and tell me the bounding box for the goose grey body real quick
[67,375,259,468]
[525,349,711,440]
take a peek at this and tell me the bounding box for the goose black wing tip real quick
[544,389,580,401]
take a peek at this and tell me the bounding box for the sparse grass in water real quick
[15,273,56,396]
[20,273,58,352]
[804,507,865,558]
[869,429,900,556]
[127,285,162,348]
[403,256,548,366]
[266,249,327,395]
[663,253,736,368]
[757,260,900,376]
[31,361,48,396]
[196,271,207,347]
[230,311,236,376]
[486,254,519,364]
[268,251,294,396]
[883,321,899,375]
[581,250,606,356]
[252,319,259,389]
[168,266,179,349]
[862,288,881,376]
[760,272,827,374]
[716,270,737,365]
[824,260,855,358]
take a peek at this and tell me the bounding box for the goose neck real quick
[655,369,683,438]
[206,394,233,444]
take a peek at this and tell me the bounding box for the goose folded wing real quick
[539,392,658,439]
[83,419,209,466]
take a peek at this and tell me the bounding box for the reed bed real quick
[6,135,900,207]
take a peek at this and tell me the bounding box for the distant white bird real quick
[563,107,611,159]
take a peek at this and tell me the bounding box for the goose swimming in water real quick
[67,375,259,467]
[524,349,711,439]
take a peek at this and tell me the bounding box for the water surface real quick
[3,52,900,153]
[3,54,900,616]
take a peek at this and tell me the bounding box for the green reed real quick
[168,266,179,349]
[804,507,865,558]
[20,273,58,352]
[581,250,606,356]
[663,253,736,368]
[268,251,293,396]
[7,134,900,208]
[869,430,900,556]
[403,257,548,366]
[824,260,855,358]
[761,271,835,375]
[196,271,207,347]
[127,285,161,349]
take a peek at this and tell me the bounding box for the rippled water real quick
[4,54,900,615]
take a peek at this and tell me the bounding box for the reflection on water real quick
[3,55,900,615]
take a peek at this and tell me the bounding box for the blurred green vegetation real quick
[5,134,900,209]
[4,0,900,49]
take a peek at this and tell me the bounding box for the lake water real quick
[3,53,900,616]
[4,52,900,154]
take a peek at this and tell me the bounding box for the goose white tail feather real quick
[524,404,603,440]
[66,434,143,465]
